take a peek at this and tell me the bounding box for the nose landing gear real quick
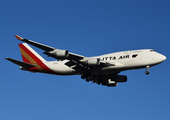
[145,66,150,75]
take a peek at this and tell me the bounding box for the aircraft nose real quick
[153,53,166,63]
[161,54,166,61]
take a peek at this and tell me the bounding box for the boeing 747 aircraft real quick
[5,35,166,87]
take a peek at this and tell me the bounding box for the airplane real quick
[5,35,166,87]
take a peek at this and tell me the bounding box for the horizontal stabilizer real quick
[5,58,37,68]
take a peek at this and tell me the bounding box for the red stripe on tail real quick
[19,43,56,74]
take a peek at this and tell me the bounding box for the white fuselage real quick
[42,49,166,75]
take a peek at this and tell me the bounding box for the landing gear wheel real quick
[85,78,90,82]
[81,75,86,79]
[97,81,101,85]
[145,71,149,75]
[145,66,150,75]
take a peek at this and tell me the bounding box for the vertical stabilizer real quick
[19,43,46,64]
[18,43,55,73]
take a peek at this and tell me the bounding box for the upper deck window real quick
[132,54,138,58]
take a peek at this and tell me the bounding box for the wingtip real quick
[5,57,11,61]
[15,35,23,40]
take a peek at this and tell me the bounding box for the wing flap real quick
[5,58,37,68]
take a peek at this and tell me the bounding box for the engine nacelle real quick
[102,75,127,87]
[107,79,118,87]
[44,49,69,59]
[85,58,100,66]
[115,75,127,82]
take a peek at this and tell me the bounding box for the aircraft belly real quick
[90,64,124,75]
[52,67,76,75]
[44,62,76,75]
[101,66,122,74]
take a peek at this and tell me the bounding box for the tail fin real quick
[19,43,47,64]
[18,43,54,73]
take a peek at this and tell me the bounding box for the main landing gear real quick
[81,72,91,82]
[145,66,150,75]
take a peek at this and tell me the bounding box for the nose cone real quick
[161,55,167,62]
[153,53,166,64]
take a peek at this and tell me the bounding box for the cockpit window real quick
[150,50,155,52]
[132,54,138,58]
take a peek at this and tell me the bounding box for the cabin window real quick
[132,54,138,58]
[150,50,155,52]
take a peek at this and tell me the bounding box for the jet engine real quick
[106,79,118,87]
[44,49,69,60]
[85,58,100,66]
[115,75,127,82]
[102,75,127,87]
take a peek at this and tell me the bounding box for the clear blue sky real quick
[1,0,170,120]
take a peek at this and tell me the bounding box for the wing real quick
[15,35,85,60]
